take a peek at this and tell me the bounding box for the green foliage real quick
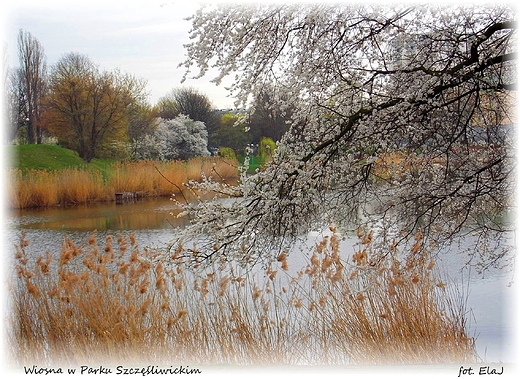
[259,137,276,159]
[211,113,251,153]
[218,147,236,160]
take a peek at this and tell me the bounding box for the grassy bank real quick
[7,157,238,209]
[237,155,267,174]
[6,145,240,208]
[6,144,113,173]
[7,229,475,366]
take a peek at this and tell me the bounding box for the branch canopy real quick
[43,53,147,162]
[178,3,516,269]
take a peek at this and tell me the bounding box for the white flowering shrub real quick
[176,4,515,268]
[130,115,210,161]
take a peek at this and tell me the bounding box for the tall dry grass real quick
[7,157,238,209]
[6,228,476,366]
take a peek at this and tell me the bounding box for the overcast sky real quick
[2,0,238,109]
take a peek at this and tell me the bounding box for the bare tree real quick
[177,4,516,269]
[17,29,47,144]
[3,46,19,143]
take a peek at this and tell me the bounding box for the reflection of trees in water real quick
[13,198,183,231]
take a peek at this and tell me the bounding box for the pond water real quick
[5,196,516,364]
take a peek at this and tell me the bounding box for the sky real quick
[0,0,470,110]
[2,0,238,109]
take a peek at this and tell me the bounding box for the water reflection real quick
[10,196,186,231]
[5,195,515,364]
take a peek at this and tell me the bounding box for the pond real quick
[5,196,516,364]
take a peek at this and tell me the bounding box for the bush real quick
[218,147,237,160]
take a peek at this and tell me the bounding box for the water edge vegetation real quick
[7,145,238,209]
[7,227,476,366]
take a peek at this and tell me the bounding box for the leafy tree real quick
[127,102,159,141]
[178,3,516,269]
[258,137,276,160]
[42,53,147,162]
[247,86,292,143]
[212,113,251,154]
[156,95,179,120]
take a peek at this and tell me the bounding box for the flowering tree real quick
[157,87,220,146]
[176,3,516,268]
[130,115,209,161]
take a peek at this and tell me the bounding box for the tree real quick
[157,87,219,144]
[130,115,210,161]
[17,29,47,144]
[127,102,159,141]
[177,3,516,269]
[212,113,251,154]
[42,53,147,162]
[258,137,276,160]
[156,95,179,120]
[247,86,292,143]
[3,48,20,143]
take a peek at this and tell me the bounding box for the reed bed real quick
[7,157,238,209]
[6,228,476,367]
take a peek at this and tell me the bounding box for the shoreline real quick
[7,157,239,210]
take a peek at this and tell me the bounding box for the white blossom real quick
[130,115,210,161]
[174,3,515,269]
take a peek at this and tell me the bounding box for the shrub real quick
[259,137,276,160]
[218,147,237,160]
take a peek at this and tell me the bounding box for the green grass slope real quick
[6,144,113,172]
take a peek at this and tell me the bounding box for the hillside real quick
[6,144,112,172]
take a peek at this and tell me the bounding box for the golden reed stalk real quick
[7,228,476,366]
[7,157,238,209]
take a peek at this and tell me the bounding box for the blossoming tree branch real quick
[176,3,516,269]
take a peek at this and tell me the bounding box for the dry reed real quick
[6,228,476,367]
[7,157,238,209]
